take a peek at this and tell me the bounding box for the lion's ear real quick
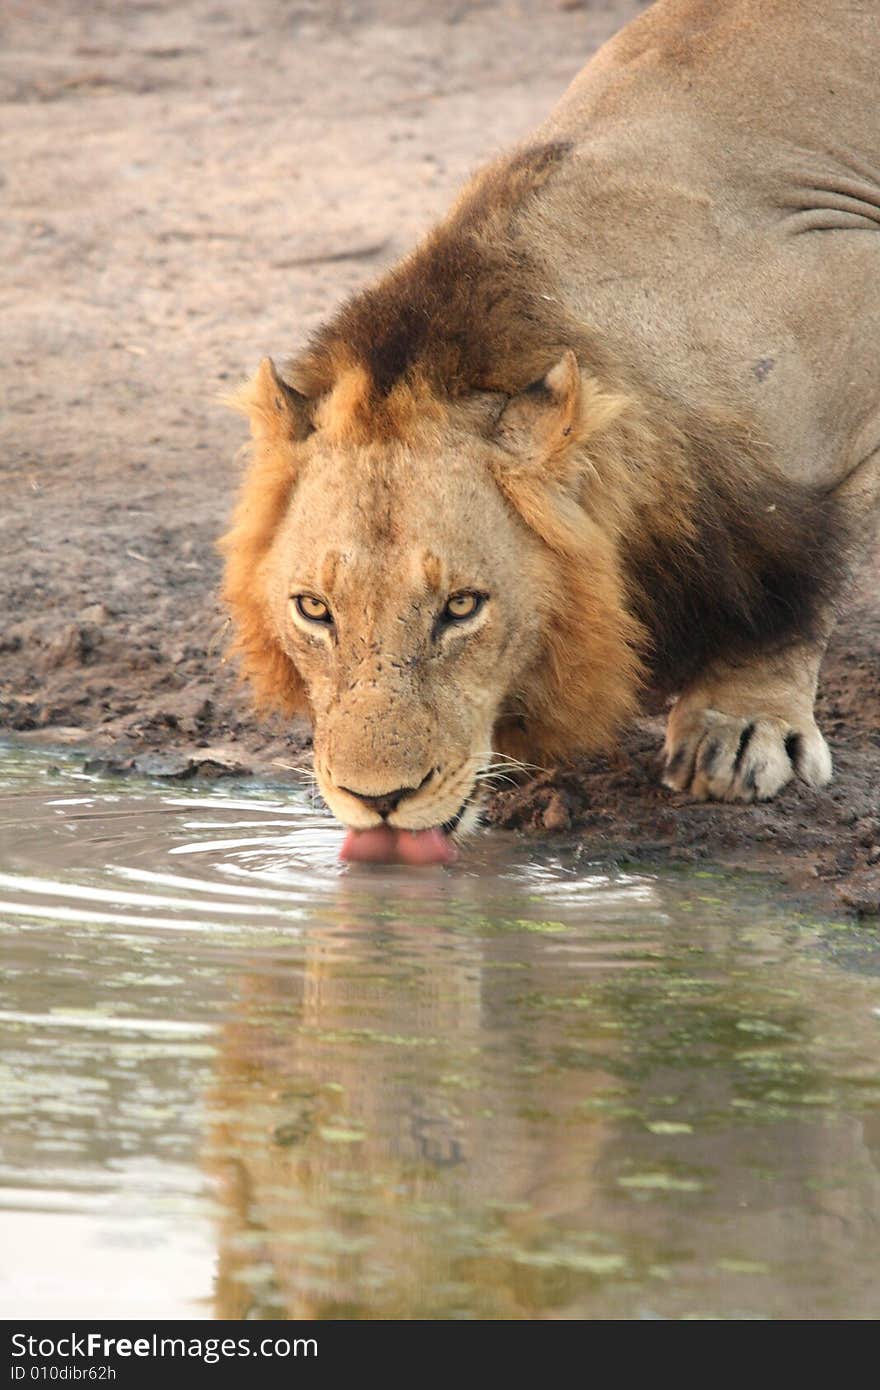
[227,357,314,443]
[494,351,582,472]
[493,350,624,485]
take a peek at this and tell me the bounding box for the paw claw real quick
[698,737,722,775]
[663,709,831,804]
[733,722,756,773]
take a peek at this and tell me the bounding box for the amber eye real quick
[442,591,485,623]
[292,594,332,625]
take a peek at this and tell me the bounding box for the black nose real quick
[339,771,433,819]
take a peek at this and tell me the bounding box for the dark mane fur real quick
[623,407,849,692]
[294,141,576,402]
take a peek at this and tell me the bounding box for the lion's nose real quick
[339,770,434,819]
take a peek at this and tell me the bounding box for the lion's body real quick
[222,0,880,836]
[538,0,880,493]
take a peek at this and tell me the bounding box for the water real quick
[1,748,879,1321]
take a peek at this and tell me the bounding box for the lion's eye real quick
[293,594,333,625]
[442,591,484,623]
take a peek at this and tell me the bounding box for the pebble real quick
[542,792,571,832]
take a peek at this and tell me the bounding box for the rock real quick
[1,617,44,653]
[130,751,201,779]
[542,791,571,832]
[43,623,103,668]
[131,749,249,780]
[173,688,214,735]
[82,748,250,781]
[83,755,134,777]
[839,870,880,918]
[188,750,251,779]
[856,818,880,847]
[77,602,111,625]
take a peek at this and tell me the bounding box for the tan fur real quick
[221,0,879,826]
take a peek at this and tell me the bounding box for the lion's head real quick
[221,351,644,860]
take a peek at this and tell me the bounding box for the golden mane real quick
[219,364,309,719]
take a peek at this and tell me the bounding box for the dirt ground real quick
[1,0,878,917]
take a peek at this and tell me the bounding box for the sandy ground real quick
[1,0,878,917]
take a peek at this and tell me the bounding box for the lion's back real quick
[561,0,880,156]
[531,0,880,489]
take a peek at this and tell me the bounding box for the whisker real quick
[468,749,548,777]
[473,774,519,790]
[271,759,319,786]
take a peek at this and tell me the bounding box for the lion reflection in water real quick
[206,878,880,1320]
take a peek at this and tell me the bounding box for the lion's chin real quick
[339,825,458,866]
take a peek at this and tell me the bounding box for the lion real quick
[221,0,880,864]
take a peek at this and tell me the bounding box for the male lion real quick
[222,0,880,865]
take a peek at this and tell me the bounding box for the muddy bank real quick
[1,0,878,916]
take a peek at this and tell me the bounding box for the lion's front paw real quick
[662,708,832,803]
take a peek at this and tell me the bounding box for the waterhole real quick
[1,748,879,1320]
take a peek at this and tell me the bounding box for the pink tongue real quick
[340,826,457,866]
